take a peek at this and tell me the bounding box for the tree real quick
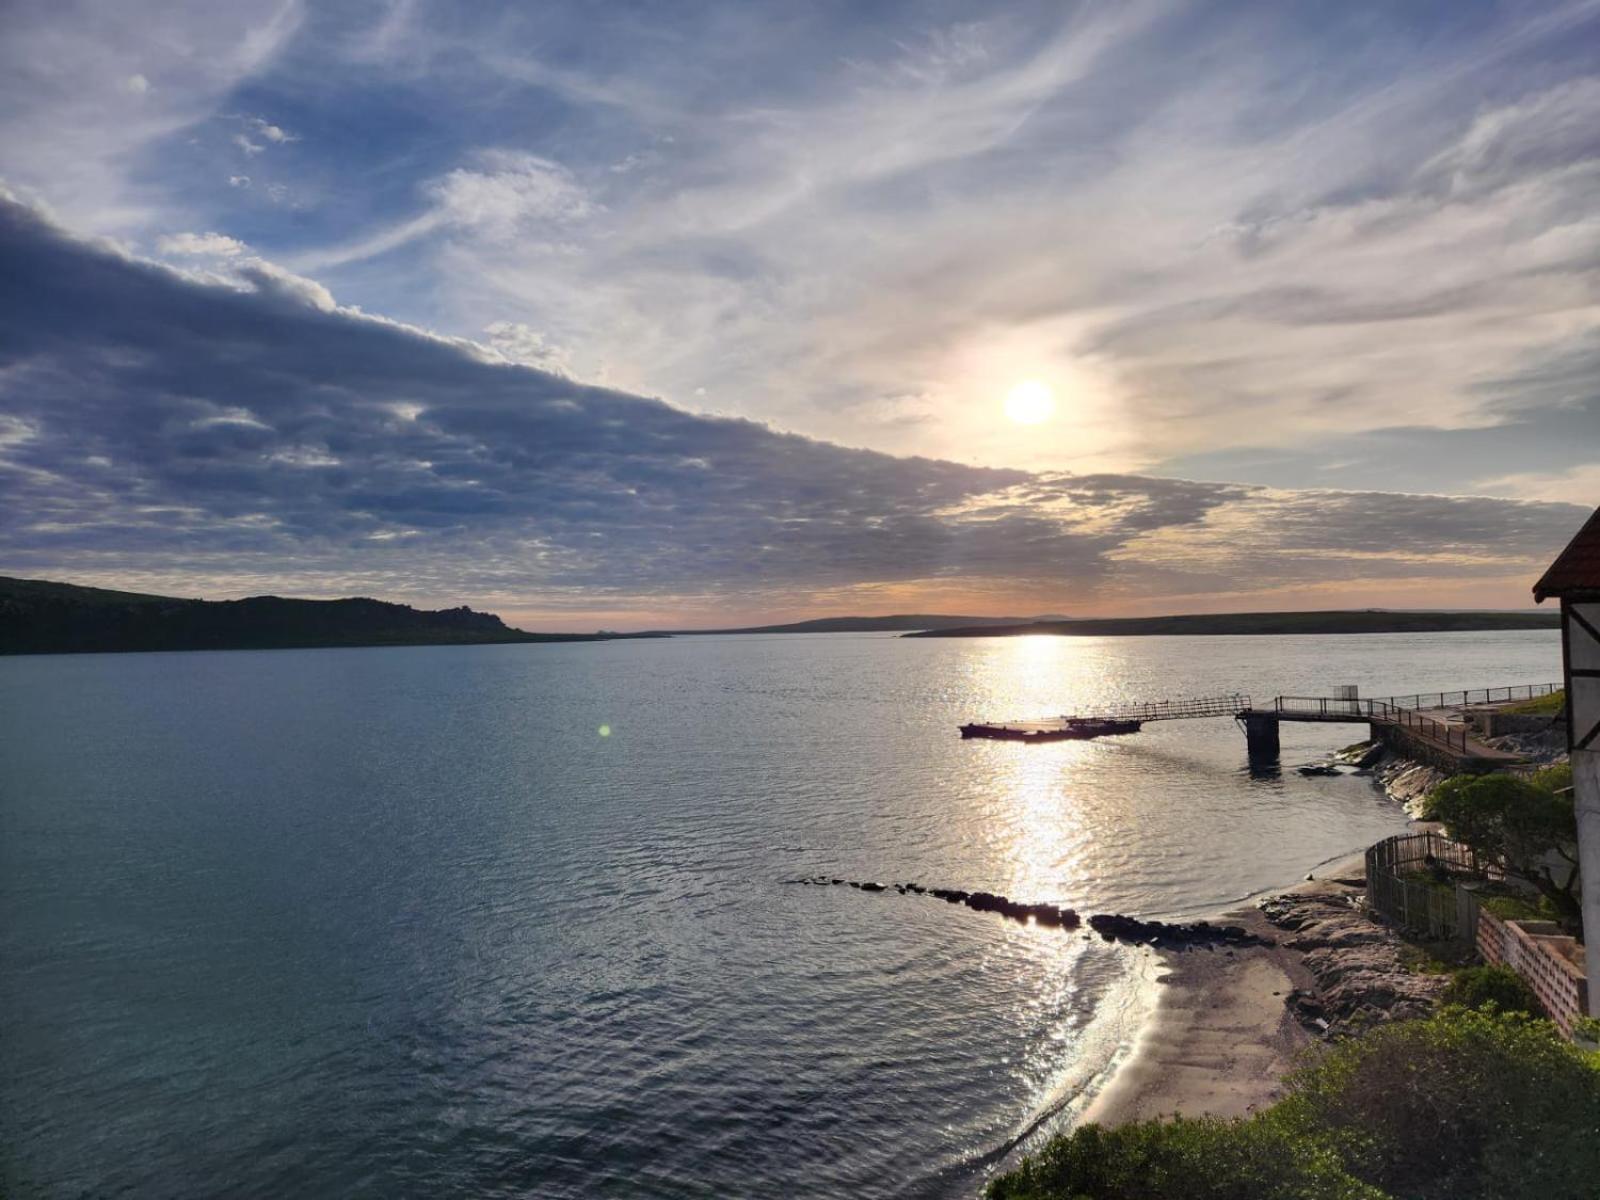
[1422,773,1580,921]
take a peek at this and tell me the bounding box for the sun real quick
[1004,379,1055,425]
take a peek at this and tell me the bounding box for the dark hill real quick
[0,576,661,655]
[904,609,1561,638]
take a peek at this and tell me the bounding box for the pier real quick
[962,683,1562,768]
[960,693,1247,743]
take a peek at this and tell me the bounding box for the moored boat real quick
[959,717,1143,742]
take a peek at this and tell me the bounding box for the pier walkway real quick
[960,693,1247,742]
[1238,696,1522,768]
[963,682,1561,767]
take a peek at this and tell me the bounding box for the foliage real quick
[1477,891,1546,921]
[1276,1006,1600,1199]
[988,1008,1600,1200]
[1439,965,1540,1015]
[1395,943,1455,976]
[1573,1016,1600,1046]
[1528,761,1573,792]
[985,1114,1383,1200]
[1421,773,1579,920]
[1501,690,1566,717]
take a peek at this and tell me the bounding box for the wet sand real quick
[1082,853,1366,1126]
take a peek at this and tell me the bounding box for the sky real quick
[0,0,1596,630]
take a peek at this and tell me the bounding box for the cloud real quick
[0,0,303,230]
[482,321,572,374]
[249,117,296,144]
[266,3,1598,486]
[1479,464,1600,507]
[300,150,593,269]
[230,115,298,157]
[6,1,1596,509]
[157,231,248,258]
[0,189,1585,619]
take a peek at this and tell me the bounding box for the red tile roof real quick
[1534,505,1600,601]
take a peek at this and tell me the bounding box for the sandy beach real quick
[1082,852,1369,1126]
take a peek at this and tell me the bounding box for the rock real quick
[1258,889,1449,1035]
[859,882,886,892]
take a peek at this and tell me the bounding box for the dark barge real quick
[959,717,1144,742]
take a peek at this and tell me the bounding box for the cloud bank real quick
[0,192,1584,626]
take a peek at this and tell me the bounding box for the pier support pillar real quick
[1243,713,1280,764]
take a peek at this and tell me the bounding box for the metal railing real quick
[1070,692,1250,724]
[1365,831,1481,944]
[1367,683,1563,711]
[1269,695,1471,753]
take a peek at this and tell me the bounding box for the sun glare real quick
[1004,380,1055,425]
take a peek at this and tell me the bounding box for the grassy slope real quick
[1501,689,1566,715]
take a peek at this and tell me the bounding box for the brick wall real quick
[1478,911,1589,1037]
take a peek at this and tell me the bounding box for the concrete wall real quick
[1475,710,1563,738]
[1372,723,1478,773]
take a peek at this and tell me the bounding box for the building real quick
[1534,504,1600,1015]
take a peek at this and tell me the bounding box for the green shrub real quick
[988,1008,1600,1200]
[1529,761,1574,792]
[985,1115,1382,1200]
[1477,891,1546,921]
[1439,964,1540,1015]
[1276,1006,1600,1199]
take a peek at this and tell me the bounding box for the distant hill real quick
[904,610,1563,638]
[0,576,662,655]
[658,614,1034,635]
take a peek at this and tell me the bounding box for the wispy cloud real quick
[265,2,1599,488]
[297,151,592,269]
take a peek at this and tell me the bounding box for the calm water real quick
[0,631,1560,1198]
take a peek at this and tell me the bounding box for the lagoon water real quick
[0,630,1561,1197]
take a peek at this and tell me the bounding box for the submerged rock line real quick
[786,877,1273,948]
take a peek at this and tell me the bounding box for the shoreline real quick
[1078,851,1364,1127]
[1069,730,1553,1134]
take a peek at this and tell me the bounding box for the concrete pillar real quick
[1243,713,1280,764]
[1575,749,1600,1016]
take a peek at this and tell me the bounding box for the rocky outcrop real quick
[1258,886,1448,1036]
[789,877,1272,948]
[1372,755,1448,815]
[1086,913,1268,948]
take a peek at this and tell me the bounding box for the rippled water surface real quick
[0,631,1560,1197]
